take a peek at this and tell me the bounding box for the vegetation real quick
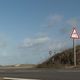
[37,45,80,68]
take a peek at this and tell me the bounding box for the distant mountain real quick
[37,45,80,68]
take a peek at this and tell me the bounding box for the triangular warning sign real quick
[71,28,79,39]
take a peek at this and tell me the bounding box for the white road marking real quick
[3,77,40,80]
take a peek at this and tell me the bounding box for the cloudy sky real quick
[0,0,80,65]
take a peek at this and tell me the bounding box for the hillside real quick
[37,45,80,68]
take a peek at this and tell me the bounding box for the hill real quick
[37,45,80,68]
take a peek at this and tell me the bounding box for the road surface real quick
[0,68,80,80]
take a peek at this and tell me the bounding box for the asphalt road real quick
[0,68,80,80]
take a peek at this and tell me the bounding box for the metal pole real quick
[73,39,76,67]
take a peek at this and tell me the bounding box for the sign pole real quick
[70,27,79,67]
[73,39,76,67]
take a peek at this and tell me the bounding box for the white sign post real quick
[70,27,79,67]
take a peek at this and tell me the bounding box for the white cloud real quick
[19,36,50,48]
[44,14,63,27]
[19,35,68,53]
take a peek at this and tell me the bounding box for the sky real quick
[0,0,80,65]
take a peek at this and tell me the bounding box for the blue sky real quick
[0,0,80,65]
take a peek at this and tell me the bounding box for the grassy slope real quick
[37,45,80,68]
